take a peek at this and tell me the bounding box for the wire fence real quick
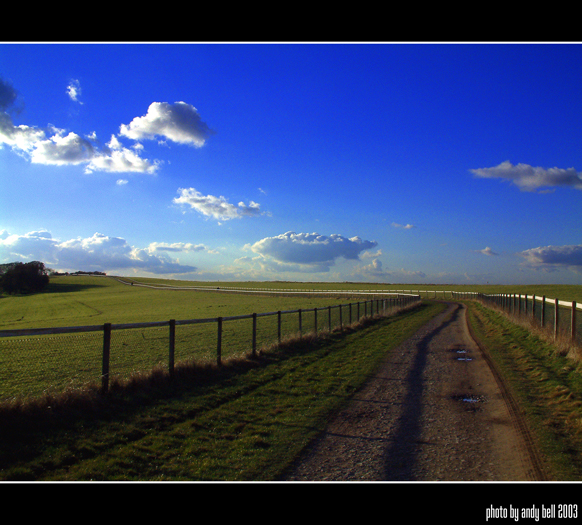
[0,294,419,402]
[477,292,581,348]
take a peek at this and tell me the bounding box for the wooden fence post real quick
[252,313,257,356]
[572,302,577,343]
[277,311,282,343]
[169,319,175,378]
[554,299,559,341]
[328,306,332,331]
[102,323,111,394]
[217,317,223,366]
[541,296,546,327]
[298,309,302,338]
[314,308,318,334]
[532,296,536,323]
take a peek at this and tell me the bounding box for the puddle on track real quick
[451,349,473,361]
[452,394,487,411]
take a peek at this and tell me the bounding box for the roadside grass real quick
[467,300,582,480]
[0,300,445,481]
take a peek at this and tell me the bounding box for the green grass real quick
[0,275,367,330]
[126,278,582,308]
[0,300,446,481]
[0,276,410,400]
[467,300,582,480]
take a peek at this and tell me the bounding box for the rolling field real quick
[0,275,411,400]
[0,276,580,402]
[122,276,582,304]
[2,276,582,480]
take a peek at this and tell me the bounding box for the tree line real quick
[0,261,50,294]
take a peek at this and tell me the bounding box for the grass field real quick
[0,276,414,400]
[0,300,445,481]
[0,275,366,330]
[1,275,582,480]
[125,276,582,304]
[0,276,579,401]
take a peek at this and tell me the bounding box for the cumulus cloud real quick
[360,258,389,278]
[247,231,378,270]
[0,230,199,274]
[147,241,207,253]
[0,111,159,174]
[475,247,498,256]
[66,79,82,104]
[85,134,159,174]
[519,244,582,271]
[30,130,95,166]
[0,80,212,176]
[173,188,263,221]
[0,112,46,153]
[119,101,214,147]
[470,161,582,192]
[391,222,415,229]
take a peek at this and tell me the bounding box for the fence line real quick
[2,282,580,401]
[0,293,420,399]
[477,292,580,345]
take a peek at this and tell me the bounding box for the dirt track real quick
[283,301,548,481]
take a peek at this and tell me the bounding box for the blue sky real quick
[1,42,582,285]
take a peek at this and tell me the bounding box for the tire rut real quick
[283,301,546,481]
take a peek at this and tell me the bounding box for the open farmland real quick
[2,277,582,483]
[0,275,362,330]
[0,275,417,400]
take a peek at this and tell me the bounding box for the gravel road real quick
[283,301,548,481]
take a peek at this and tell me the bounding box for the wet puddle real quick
[451,349,472,361]
[453,394,486,411]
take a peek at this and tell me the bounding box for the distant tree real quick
[0,261,50,294]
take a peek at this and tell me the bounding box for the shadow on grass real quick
[44,281,107,294]
[0,302,426,478]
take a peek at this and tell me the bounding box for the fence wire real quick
[482,294,581,348]
[0,331,102,400]
[0,295,420,402]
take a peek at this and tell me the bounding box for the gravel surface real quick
[283,301,548,481]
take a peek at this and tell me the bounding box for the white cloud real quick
[173,188,263,221]
[361,249,382,258]
[0,111,159,174]
[30,130,95,166]
[85,137,160,174]
[0,112,46,153]
[519,244,582,271]
[475,247,498,256]
[119,101,214,147]
[0,80,211,175]
[247,231,378,270]
[391,222,415,229]
[66,79,82,104]
[470,161,582,192]
[147,242,207,253]
[360,258,390,278]
[0,230,199,274]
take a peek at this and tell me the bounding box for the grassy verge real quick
[467,300,582,480]
[0,300,445,481]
